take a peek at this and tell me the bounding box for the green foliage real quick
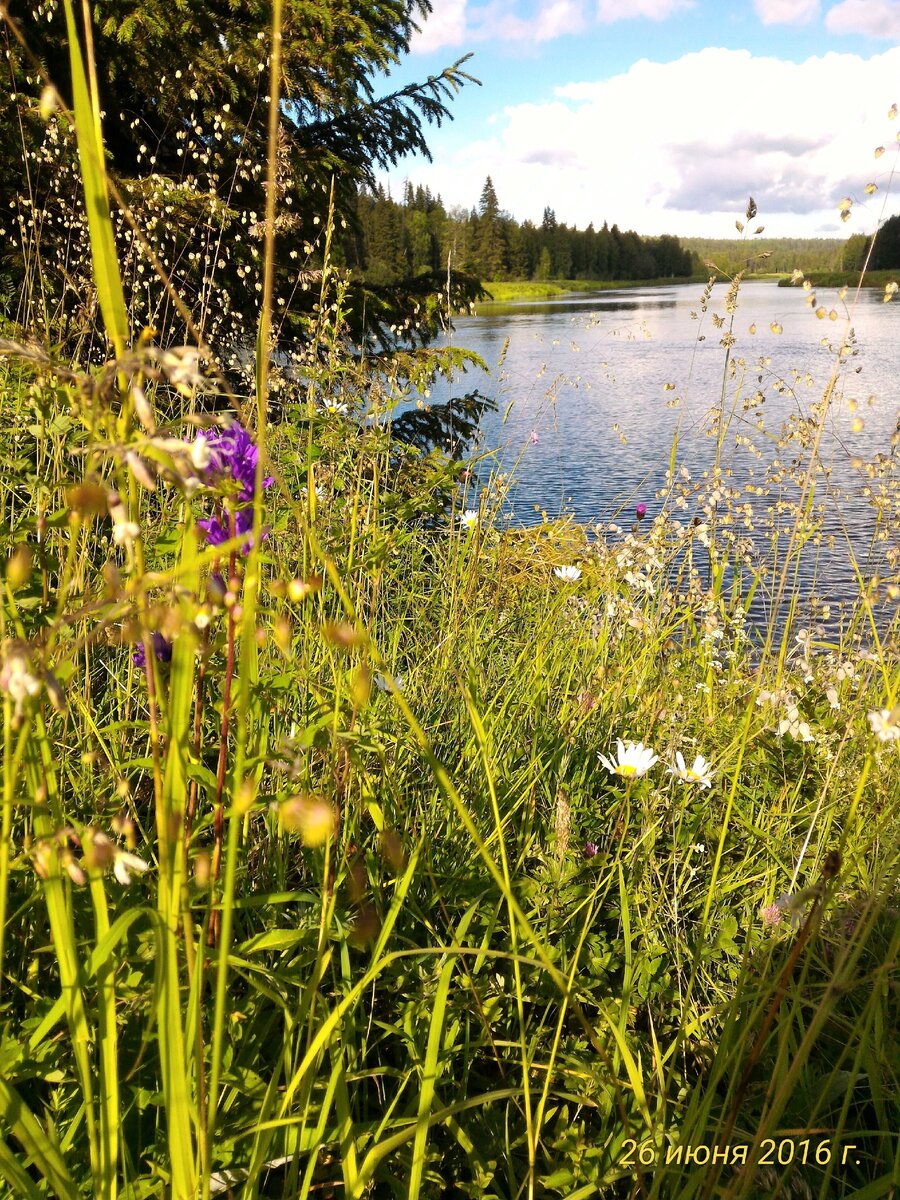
[3,6,900,1197]
[868,213,900,270]
[683,235,845,276]
[841,232,869,272]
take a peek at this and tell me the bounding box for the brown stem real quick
[208,529,238,946]
[184,578,213,856]
[184,651,207,848]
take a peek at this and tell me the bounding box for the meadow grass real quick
[2,8,900,1200]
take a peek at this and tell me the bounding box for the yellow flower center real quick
[618,764,637,777]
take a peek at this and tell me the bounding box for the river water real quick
[426,278,900,624]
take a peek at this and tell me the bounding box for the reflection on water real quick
[478,292,680,317]
[424,279,900,626]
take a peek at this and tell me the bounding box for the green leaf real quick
[61,0,129,353]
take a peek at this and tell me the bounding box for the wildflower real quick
[635,502,647,520]
[188,433,211,473]
[760,903,782,928]
[867,707,900,742]
[287,575,323,602]
[131,383,155,433]
[668,751,714,788]
[599,738,658,778]
[777,702,814,743]
[0,644,41,714]
[774,891,806,930]
[583,841,599,859]
[460,509,479,529]
[125,451,157,492]
[197,422,273,549]
[133,631,173,669]
[109,494,140,548]
[113,850,150,885]
[60,849,86,886]
[84,827,149,885]
[554,565,582,582]
[375,672,405,694]
[157,346,204,394]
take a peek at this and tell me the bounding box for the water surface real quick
[426,279,900,621]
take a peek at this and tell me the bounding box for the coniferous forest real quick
[345,176,696,283]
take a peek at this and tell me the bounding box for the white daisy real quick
[375,672,406,694]
[668,751,715,788]
[553,565,582,582]
[460,509,480,529]
[598,739,658,779]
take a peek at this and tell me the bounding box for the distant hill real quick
[681,237,845,276]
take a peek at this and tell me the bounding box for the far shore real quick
[776,268,900,289]
[478,276,705,303]
[476,268,899,306]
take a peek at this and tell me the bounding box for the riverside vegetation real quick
[2,3,900,1199]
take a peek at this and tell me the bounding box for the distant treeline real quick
[344,177,695,284]
[685,220,900,277]
[342,180,900,286]
[682,237,845,276]
[842,214,900,271]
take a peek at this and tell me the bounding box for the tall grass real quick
[1,8,900,1199]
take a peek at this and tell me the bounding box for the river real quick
[425,278,900,627]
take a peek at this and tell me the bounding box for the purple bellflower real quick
[133,631,173,668]
[196,423,273,550]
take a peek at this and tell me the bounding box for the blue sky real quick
[383,0,900,238]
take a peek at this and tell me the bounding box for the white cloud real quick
[410,0,468,53]
[531,0,588,39]
[395,46,900,238]
[469,0,588,43]
[596,0,694,20]
[826,0,900,37]
[412,0,684,52]
[754,0,821,25]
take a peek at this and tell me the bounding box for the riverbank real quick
[481,268,900,305]
[777,267,900,288]
[481,275,705,302]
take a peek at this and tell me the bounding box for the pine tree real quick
[473,176,506,280]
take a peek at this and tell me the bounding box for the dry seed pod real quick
[6,544,32,590]
[279,794,335,847]
[67,483,109,516]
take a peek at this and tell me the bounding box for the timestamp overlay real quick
[619,1135,870,1170]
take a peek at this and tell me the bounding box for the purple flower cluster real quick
[133,632,173,668]
[196,423,273,549]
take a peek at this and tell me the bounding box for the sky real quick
[382,0,900,239]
